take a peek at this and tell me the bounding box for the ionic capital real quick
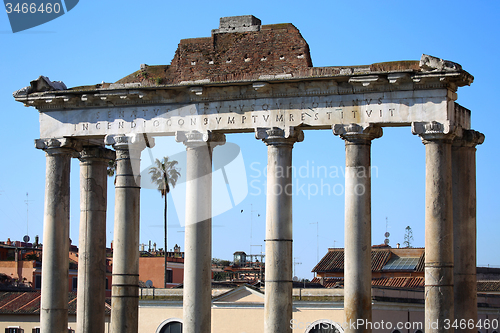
[79,146,116,163]
[175,130,226,149]
[255,127,304,147]
[333,124,382,144]
[35,137,82,156]
[453,129,485,148]
[104,133,155,156]
[412,121,456,144]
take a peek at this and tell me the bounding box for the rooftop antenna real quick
[310,222,319,263]
[245,204,259,255]
[384,217,390,246]
[293,257,302,279]
[25,192,34,237]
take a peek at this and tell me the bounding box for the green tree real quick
[403,226,414,248]
[149,157,180,288]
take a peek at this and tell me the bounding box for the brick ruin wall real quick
[117,23,313,85]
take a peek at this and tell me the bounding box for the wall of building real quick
[0,261,36,286]
[0,314,112,332]
[138,257,184,288]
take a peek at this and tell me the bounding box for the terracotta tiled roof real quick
[311,249,344,272]
[372,250,391,271]
[372,277,425,289]
[477,281,500,292]
[312,249,392,273]
[313,248,426,273]
[312,277,425,289]
[0,291,42,314]
[311,277,343,288]
[0,291,110,314]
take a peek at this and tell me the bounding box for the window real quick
[32,328,40,333]
[305,320,344,333]
[106,278,109,290]
[156,319,183,333]
[72,277,77,290]
[6,327,24,333]
[35,275,41,289]
[166,270,173,283]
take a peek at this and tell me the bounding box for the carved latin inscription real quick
[39,91,450,138]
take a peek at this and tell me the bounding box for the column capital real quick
[175,130,226,148]
[104,133,154,155]
[255,127,304,146]
[35,137,82,156]
[453,129,485,148]
[412,121,456,143]
[79,146,116,162]
[333,124,382,144]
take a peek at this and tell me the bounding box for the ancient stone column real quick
[77,146,115,333]
[35,138,81,333]
[333,124,382,333]
[452,129,484,333]
[105,134,153,333]
[256,127,303,333]
[176,130,225,333]
[413,121,456,333]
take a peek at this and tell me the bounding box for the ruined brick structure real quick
[118,15,313,85]
[114,15,423,88]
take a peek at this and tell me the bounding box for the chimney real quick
[7,238,12,246]
[396,243,400,248]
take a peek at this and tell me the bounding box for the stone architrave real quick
[35,138,82,333]
[175,130,225,333]
[105,134,153,333]
[333,124,382,333]
[76,146,115,333]
[452,129,484,333]
[412,121,456,333]
[256,127,303,333]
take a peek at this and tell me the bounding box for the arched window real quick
[392,330,402,333]
[155,318,183,333]
[305,319,344,333]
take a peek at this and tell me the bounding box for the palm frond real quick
[148,157,181,197]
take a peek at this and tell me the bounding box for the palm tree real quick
[149,157,180,288]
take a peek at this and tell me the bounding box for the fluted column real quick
[176,130,225,333]
[256,127,303,333]
[333,124,382,333]
[77,146,115,333]
[35,138,81,333]
[413,121,456,333]
[105,134,153,333]
[452,129,484,333]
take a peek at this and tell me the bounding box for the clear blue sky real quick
[0,0,499,280]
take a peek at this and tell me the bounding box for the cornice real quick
[15,70,470,111]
